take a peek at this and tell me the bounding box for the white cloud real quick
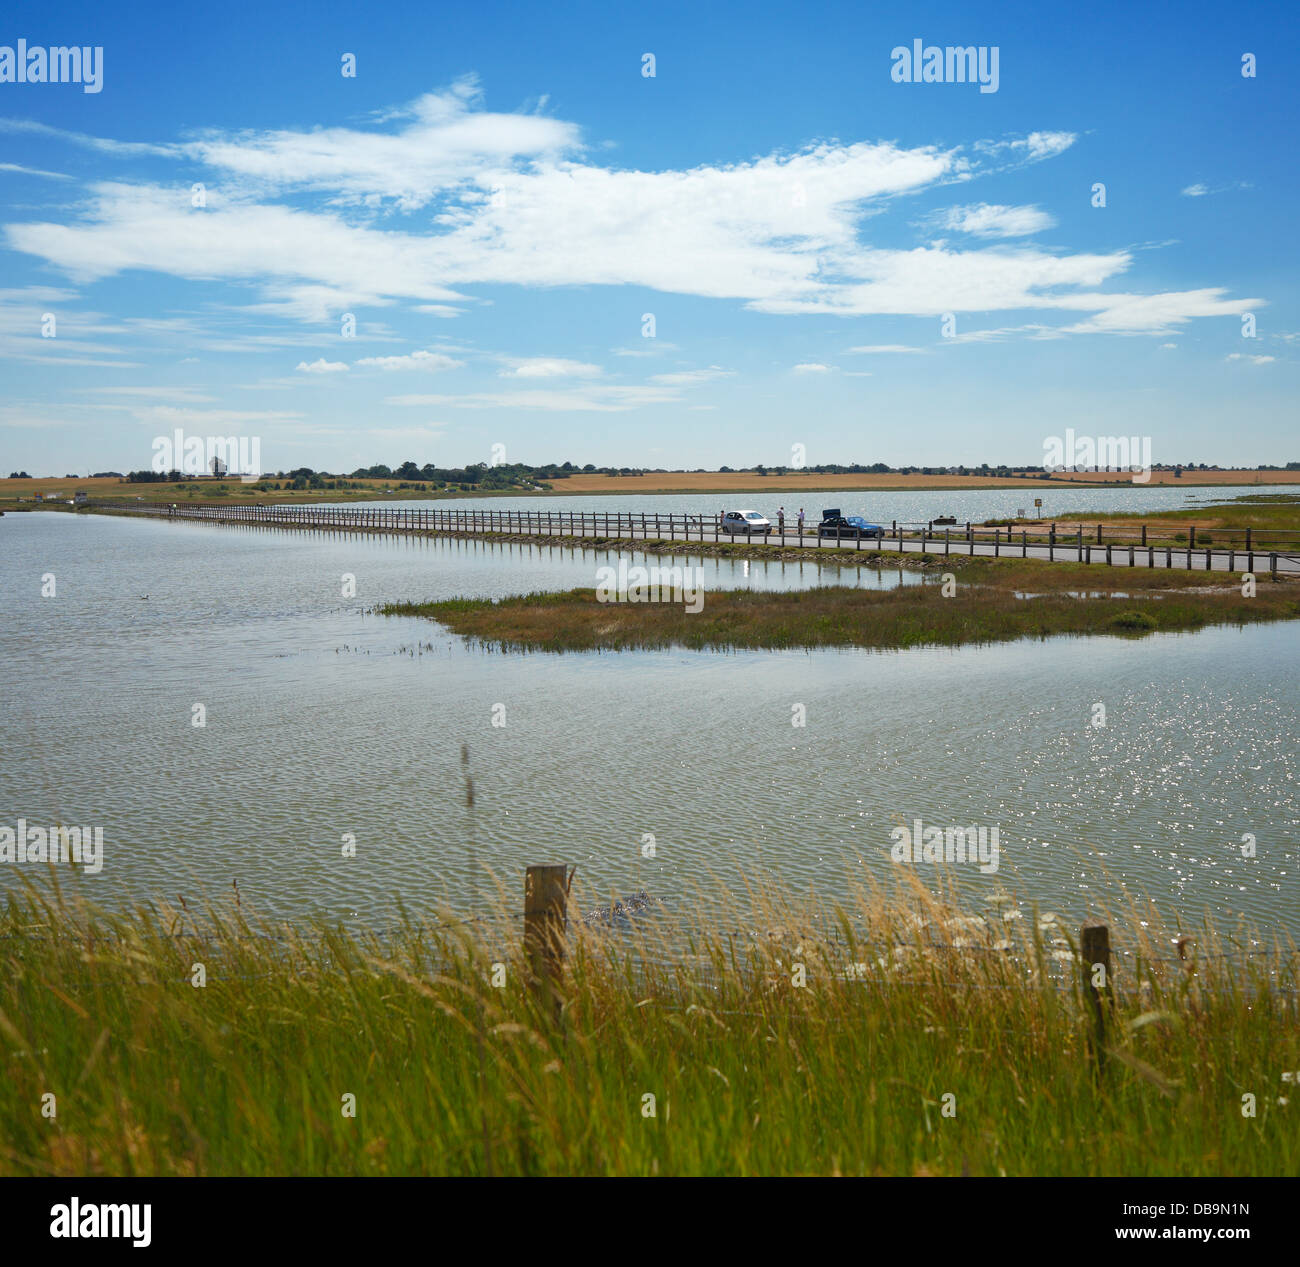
[498,357,601,378]
[946,323,1062,344]
[1060,290,1259,335]
[648,367,733,386]
[845,343,926,354]
[74,385,216,401]
[0,93,1252,339]
[612,342,679,357]
[1226,353,1275,365]
[354,349,463,371]
[973,131,1076,164]
[1181,181,1251,198]
[0,161,74,181]
[387,383,680,411]
[295,358,349,373]
[792,362,833,373]
[182,77,580,210]
[932,202,1056,238]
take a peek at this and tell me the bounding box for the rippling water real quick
[2,511,1296,936]
[369,482,1290,525]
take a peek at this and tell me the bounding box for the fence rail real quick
[84,500,1299,575]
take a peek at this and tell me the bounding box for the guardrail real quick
[83,501,1296,575]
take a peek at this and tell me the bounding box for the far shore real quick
[5,468,1300,508]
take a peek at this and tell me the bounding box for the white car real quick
[721,509,772,536]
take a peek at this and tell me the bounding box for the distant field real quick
[555,469,1300,493]
[4,469,1298,507]
[0,476,503,505]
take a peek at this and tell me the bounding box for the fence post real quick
[525,865,570,1025]
[1080,919,1112,1078]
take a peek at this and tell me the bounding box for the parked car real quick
[721,509,772,536]
[818,513,885,539]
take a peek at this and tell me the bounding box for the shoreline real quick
[7,472,1300,509]
[380,568,1300,654]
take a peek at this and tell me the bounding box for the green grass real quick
[1,874,1294,1177]
[380,568,1300,654]
[1068,492,1300,542]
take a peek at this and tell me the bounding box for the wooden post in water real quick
[1081,919,1112,1078]
[525,865,570,1025]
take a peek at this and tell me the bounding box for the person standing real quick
[778,506,786,536]
[797,507,805,535]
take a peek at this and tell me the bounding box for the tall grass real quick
[1,871,1294,1177]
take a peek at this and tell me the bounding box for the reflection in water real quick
[2,511,1296,938]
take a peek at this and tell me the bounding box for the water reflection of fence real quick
[85,501,1297,575]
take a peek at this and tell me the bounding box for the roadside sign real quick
[1034,498,1042,508]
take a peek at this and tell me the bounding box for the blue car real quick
[818,513,885,539]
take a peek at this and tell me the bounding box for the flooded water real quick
[2,510,1297,937]
[370,482,1290,526]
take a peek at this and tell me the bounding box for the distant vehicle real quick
[819,513,885,540]
[721,509,772,536]
[933,515,957,525]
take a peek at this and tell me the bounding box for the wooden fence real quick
[85,501,1294,575]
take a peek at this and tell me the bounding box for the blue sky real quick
[1,0,1296,475]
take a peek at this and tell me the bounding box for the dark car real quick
[818,513,885,540]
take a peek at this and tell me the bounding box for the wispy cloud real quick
[648,367,733,385]
[929,202,1056,238]
[387,383,681,411]
[845,344,926,354]
[1181,180,1252,197]
[498,357,601,379]
[0,88,1259,352]
[355,349,463,371]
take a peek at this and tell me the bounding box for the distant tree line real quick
[45,458,1300,487]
